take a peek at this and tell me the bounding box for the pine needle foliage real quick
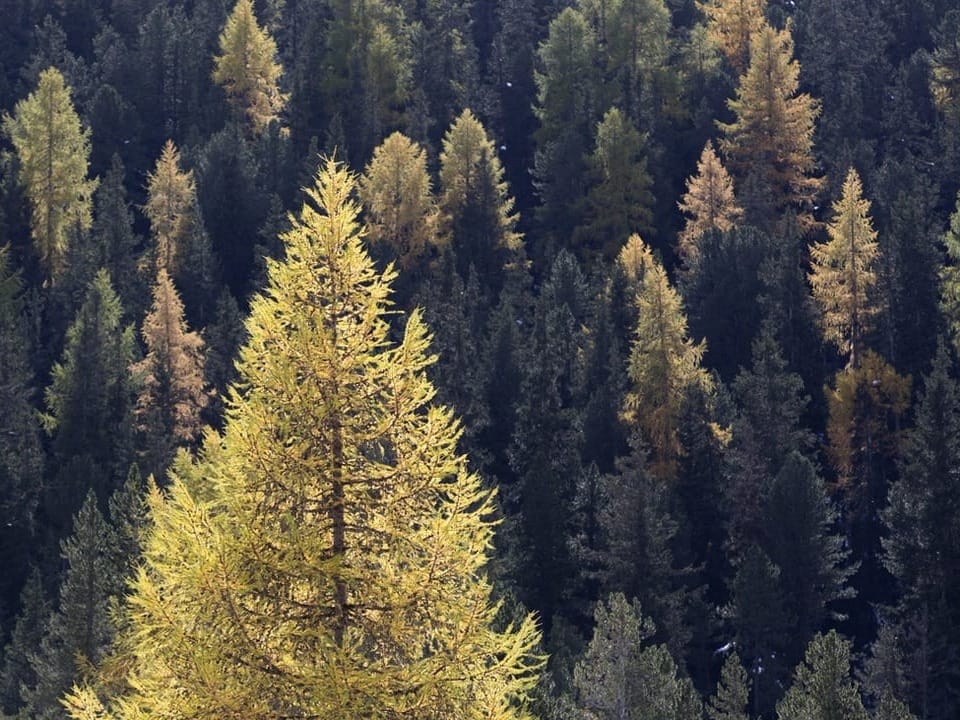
[66,158,542,720]
[677,140,743,265]
[143,141,198,276]
[696,0,767,74]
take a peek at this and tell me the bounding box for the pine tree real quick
[621,234,709,482]
[131,268,208,480]
[575,107,654,260]
[42,270,137,530]
[0,246,44,616]
[809,168,881,369]
[696,0,767,74]
[719,20,822,233]
[65,159,542,720]
[776,631,869,720]
[359,131,439,272]
[677,141,743,265]
[939,191,960,355]
[24,492,119,720]
[212,0,286,135]
[2,66,98,281]
[573,593,702,720]
[763,452,855,654]
[0,569,51,716]
[708,652,750,720]
[439,109,524,294]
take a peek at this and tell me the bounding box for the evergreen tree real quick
[574,107,654,260]
[763,452,855,655]
[719,20,822,233]
[359,131,439,274]
[2,66,97,281]
[939,190,960,355]
[0,569,50,716]
[809,168,881,369]
[131,268,208,481]
[573,593,702,720]
[677,141,743,265]
[0,246,43,619]
[201,288,246,429]
[42,270,137,530]
[776,631,869,720]
[883,344,960,718]
[65,159,542,720]
[696,0,767,74]
[621,234,709,482]
[708,652,750,720]
[23,492,119,720]
[212,0,286,135]
[439,109,523,295]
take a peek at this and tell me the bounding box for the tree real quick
[143,140,200,276]
[939,190,960,355]
[776,631,869,720]
[621,234,709,482]
[131,268,208,480]
[763,453,855,654]
[0,246,44,617]
[573,593,702,720]
[575,107,654,260]
[439,109,523,293]
[2,66,97,281]
[65,159,542,720]
[696,0,767,74]
[23,492,119,720]
[0,569,50,716]
[677,141,743,265]
[359,131,439,272]
[212,0,286,135]
[809,168,881,369]
[719,20,822,233]
[42,270,137,530]
[708,652,750,720]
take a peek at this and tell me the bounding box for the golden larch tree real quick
[359,131,439,269]
[718,20,822,232]
[2,67,97,282]
[677,140,743,264]
[809,168,880,369]
[65,158,542,720]
[620,234,710,482]
[143,140,198,275]
[696,0,767,74]
[212,0,287,134]
[130,267,207,477]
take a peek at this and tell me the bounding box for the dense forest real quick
[1,0,960,717]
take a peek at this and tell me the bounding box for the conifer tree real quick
[0,569,50,716]
[677,141,743,265]
[809,168,881,369]
[620,234,709,482]
[776,631,869,720]
[0,246,43,613]
[359,131,439,272]
[575,107,654,260]
[708,652,750,720]
[719,20,822,232]
[143,140,200,277]
[697,0,767,74]
[24,492,119,720]
[212,0,286,135]
[42,270,137,530]
[2,67,97,281]
[573,593,702,720]
[939,191,960,355]
[439,109,523,293]
[65,159,542,720]
[131,268,208,480]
